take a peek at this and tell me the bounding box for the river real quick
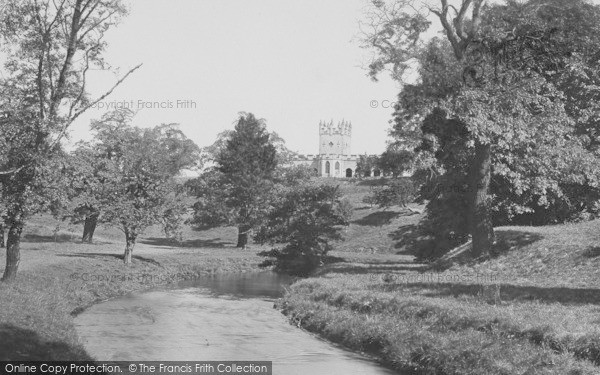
[74,272,397,374]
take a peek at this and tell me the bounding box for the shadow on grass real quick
[389,224,423,255]
[583,246,600,258]
[389,227,544,261]
[22,234,77,243]
[372,281,600,305]
[139,237,229,248]
[353,210,418,227]
[431,230,545,271]
[492,230,543,257]
[56,252,161,266]
[357,177,412,187]
[0,324,92,361]
[322,254,346,264]
[324,264,429,274]
[357,178,388,187]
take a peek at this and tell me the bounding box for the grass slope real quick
[279,179,600,374]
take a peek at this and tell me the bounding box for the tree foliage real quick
[368,178,417,211]
[377,145,413,177]
[188,113,279,248]
[363,0,600,258]
[0,0,138,281]
[356,154,379,177]
[72,110,199,263]
[201,129,297,167]
[255,184,351,276]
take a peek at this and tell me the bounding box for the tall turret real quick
[319,120,352,155]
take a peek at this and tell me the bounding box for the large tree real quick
[362,0,600,257]
[73,112,200,264]
[0,0,140,281]
[188,113,278,248]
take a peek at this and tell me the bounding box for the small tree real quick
[59,143,106,244]
[189,113,278,248]
[377,145,413,177]
[370,179,416,211]
[74,115,199,264]
[356,154,379,177]
[255,184,351,276]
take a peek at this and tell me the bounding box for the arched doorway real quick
[345,168,353,178]
[325,161,330,175]
[374,169,381,177]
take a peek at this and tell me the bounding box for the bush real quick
[368,178,416,210]
[255,184,351,275]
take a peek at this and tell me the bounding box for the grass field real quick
[279,178,600,374]
[0,216,265,360]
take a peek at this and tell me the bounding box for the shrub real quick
[255,184,350,275]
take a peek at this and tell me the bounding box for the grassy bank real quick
[278,179,600,374]
[0,215,264,360]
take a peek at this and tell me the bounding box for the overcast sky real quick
[68,0,403,155]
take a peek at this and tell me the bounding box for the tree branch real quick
[470,0,485,39]
[454,0,473,41]
[432,0,463,60]
[47,63,143,152]
[49,0,84,118]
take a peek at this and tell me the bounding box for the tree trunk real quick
[123,229,137,265]
[2,221,24,282]
[469,142,495,257]
[236,225,251,249]
[0,223,4,248]
[82,213,99,243]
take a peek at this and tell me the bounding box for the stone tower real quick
[319,120,351,156]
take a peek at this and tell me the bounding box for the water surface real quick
[75,272,397,375]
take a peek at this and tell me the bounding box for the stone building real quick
[292,120,367,178]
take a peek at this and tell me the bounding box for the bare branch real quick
[77,8,119,44]
[48,63,143,152]
[432,0,463,60]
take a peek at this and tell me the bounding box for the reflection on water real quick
[75,272,397,375]
[175,271,297,299]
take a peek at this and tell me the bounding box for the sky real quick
[68,0,403,155]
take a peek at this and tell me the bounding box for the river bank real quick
[0,217,264,360]
[277,218,600,374]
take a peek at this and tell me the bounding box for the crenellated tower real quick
[319,119,352,156]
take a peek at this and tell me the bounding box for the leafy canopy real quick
[188,112,279,232]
